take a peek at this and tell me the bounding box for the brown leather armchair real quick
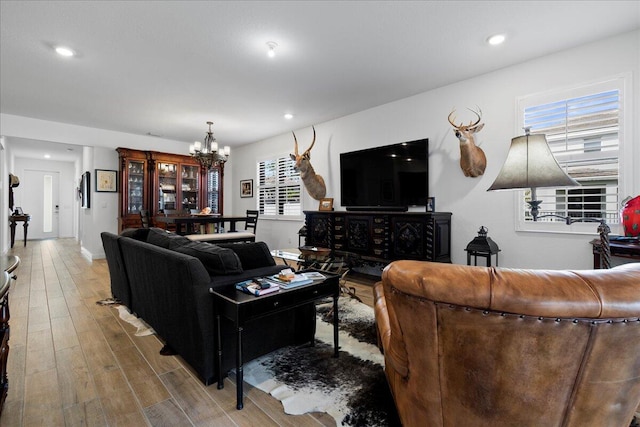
[374,261,640,427]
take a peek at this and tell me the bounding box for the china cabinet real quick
[117,148,224,231]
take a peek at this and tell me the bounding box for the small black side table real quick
[211,271,339,410]
[591,238,640,269]
[9,214,31,248]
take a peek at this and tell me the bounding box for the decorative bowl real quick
[298,246,331,259]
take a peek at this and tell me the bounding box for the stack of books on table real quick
[266,269,325,290]
[235,278,279,296]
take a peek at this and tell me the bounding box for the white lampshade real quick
[487,133,579,191]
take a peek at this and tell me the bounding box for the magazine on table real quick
[235,278,280,296]
[304,271,326,280]
[265,269,319,289]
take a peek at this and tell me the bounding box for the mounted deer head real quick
[290,126,327,200]
[448,108,487,177]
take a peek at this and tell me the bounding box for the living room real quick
[1,2,640,426]
[1,1,638,271]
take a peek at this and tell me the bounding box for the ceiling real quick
[1,1,639,156]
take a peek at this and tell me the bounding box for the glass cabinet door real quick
[181,165,200,212]
[158,162,178,212]
[127,160,145,214]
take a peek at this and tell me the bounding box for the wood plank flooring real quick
[1,239,377,426]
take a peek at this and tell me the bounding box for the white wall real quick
[1,30,637,268]
[0,137,6,250]
[230,30,639,270]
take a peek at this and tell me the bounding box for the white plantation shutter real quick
[520,87,620,225]
[258,156,302,217]
[206,168,221,213]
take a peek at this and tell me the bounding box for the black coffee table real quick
[210,271,339,410]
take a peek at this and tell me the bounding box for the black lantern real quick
[465,226,501,267]
[298,225,307,248]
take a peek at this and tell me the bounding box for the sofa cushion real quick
[146,228,190,249]
[218,242,276,270]
[174,241,243,275]
[120,227,151,241]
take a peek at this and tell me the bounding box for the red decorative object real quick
[620,195,640,237]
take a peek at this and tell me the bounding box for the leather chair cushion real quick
[174,241,243,275]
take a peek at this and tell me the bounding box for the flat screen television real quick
[340,138,428,211]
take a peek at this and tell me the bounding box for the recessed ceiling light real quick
[284,113,293,120]
[266,41,278,58]
[487,34,506,46]
[55,46,75,57]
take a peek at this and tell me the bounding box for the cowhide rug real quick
[239,297,401,426]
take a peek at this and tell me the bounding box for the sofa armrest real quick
[217,241,276,270]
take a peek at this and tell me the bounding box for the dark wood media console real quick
[303,210,451,264]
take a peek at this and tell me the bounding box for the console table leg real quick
[236,326,244,410]
[333,295,339,358]
[216,314,223,389]
[9,223,16,249]
[22,222,28,247]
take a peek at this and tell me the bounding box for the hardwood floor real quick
[1,239,377,426]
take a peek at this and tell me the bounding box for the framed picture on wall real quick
[240,179,253,198]
[95,169,118,192]
[81,171,91,208]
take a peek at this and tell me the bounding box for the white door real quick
[22,170,60,240]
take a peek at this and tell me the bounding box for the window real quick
[258,155,302,217]
[517,78,625,232]
[206,168,221,213]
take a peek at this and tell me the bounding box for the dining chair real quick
[161,209,178,232]
[139,209,151,229]
[246,210,259,233]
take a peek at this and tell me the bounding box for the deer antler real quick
[467,107,482,129]
[302,126,316,155]
[292,131,299,156]
[448,108,482,129]
[292,126,317,157]
[447,110,459,128]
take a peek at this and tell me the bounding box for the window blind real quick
[258,156,302,217]
[206,169,220,213]
[523,89,620,224]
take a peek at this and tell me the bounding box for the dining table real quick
[154,214,250,236]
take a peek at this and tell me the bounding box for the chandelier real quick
[189,121,230,169]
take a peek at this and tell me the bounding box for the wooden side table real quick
[0,255,20,416]
[9,214,31,248]
[591,238,640,269]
